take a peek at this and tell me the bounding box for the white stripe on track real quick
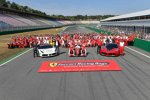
[0,27,69,67]
[0,49,32,67]
[126,46,150,59]
[62,26,68,31]
[58,26,68,34]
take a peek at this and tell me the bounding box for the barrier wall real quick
[0,24,72,35]
[134,38,150,52]
[0,27,53,35]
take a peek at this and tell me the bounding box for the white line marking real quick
[126,46,150,59]
[0,49,32,67]
[62,26,68,31]
[0,27,69,67]
[58,26,68,34]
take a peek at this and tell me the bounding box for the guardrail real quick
[0,24,73,35]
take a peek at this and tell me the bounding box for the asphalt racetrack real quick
[0,26,150,100]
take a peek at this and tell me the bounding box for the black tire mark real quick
[109,72,129,100]
[116,58,150,100]
[99,72,112,100]
[125,50,150,65]
[87,73,96,100]
[26,66,35,75]
[119,58,150,88]
[63,73,67,100]
[122,56,150,78]
[56,73,66,100]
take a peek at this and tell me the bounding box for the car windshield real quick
[106,44,118,50]
[38,45,53,49]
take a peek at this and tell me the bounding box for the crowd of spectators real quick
[99,26,150,41]
[138,33,150,40]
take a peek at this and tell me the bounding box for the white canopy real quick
[101,9,150,22]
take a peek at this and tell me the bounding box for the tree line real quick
[0,0,115,20]
[51,15,115,20]
[0,0,47,16]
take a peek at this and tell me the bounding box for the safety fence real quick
[134,38,150,52]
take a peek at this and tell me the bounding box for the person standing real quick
[97,39,102,54]
[119,39,125,55]
[33,44,38,58]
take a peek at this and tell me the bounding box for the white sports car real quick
[37,44,59,57]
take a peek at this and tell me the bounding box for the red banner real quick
[38,60,122,72]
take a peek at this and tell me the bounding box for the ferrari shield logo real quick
[49,62,58,68]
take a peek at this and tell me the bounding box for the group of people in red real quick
[8,34,59,48]
[8,32,137,55]
[96,33,137,55]
[8,33,98,48]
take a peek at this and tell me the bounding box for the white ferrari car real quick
[37,44,59,57]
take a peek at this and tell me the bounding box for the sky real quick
[7,0,150,16]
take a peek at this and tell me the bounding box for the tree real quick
[0,0,115,20]
[0,0,6,6]
[11,2,19,10]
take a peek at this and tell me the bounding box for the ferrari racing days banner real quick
[38,60,122,72]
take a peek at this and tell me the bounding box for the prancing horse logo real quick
[49,62,58,67]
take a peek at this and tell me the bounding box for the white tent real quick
[101,9,150,22]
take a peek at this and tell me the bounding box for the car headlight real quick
[40,50,44,53]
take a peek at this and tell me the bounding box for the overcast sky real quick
[8,0,150,16]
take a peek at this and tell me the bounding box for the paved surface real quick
[0,26,150,100]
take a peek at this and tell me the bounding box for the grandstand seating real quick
[39,19,52,25]
[29,17,49,26]
[6,14,39,26]
[0,13,72,32]
[0,21,12,28]
[0,14,28,27]
[101,19,150,27]
[48,19,63,26]
[58,20,73,25]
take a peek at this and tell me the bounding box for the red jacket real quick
[97,39,102,46]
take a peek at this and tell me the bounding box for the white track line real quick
[58,26,68,34]
[126,46,150,59]
[0,27,68,67]
[0,49,32,67]
[62,26,68,31]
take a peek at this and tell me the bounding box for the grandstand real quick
[0,7,73,33]
[73,21,100,24]
[100,9,150,33]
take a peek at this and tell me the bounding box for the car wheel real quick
[56,51,59,56]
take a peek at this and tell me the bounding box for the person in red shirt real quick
[119,39,125,55]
